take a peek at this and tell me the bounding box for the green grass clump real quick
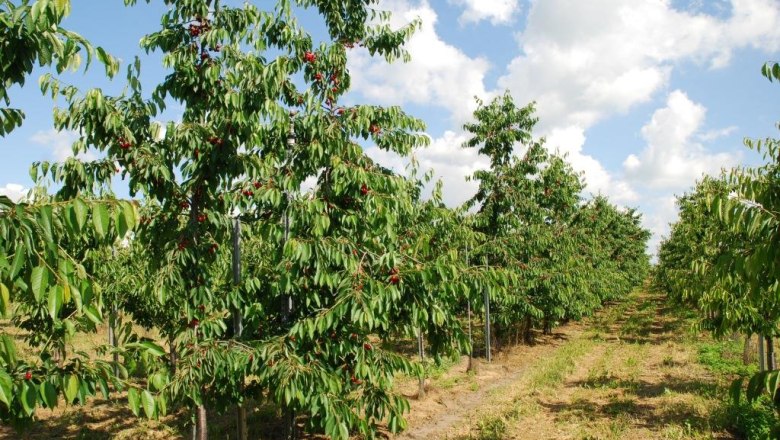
[697,340,756,377]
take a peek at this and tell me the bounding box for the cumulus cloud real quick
[499,0,780,132]
[349,0,492,123]
[351,0,779,254]
[449,0,521,25]
[641,195,679,258]
[30,129,96,162]
[365,130,488,206]
[546,126,638,203]
[0,183,28,202]
[623,90,741,189]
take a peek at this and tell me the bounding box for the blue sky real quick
[2,0,780,255]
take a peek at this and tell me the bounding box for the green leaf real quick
[115,206,129,238]
[127,388,140,416]
[83,304,102,324]
[39,205,53,240]
[48,285,63,319]
[20,382,37,416]
[121,201,137,231]
[72,198,88,231]
[64,374,79,403]
[141,389,156,419]
[0,283,10,316]
[30,266,48,302]
[0,335,17,367]
[156,392,167,416]
[9,249,25,280]
[139,341,165,357]
[0,370,13,407]
[97,377,109,399]
[92,203,109,238]
[40,381,58,409]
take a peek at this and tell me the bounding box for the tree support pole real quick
[465,244,474,372]
[282,112,297,440]
[232,218,248,440]
[484,257,491,363]
[417,327,426,398]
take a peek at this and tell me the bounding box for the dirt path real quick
[395,322,588,439]
[394,290,736,440]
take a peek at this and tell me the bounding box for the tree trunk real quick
[759,334,766,371]
[767,336,776,370]
[197,404,207,440]
[169,336,177,374]
[109,307,119,376]
[523,316,534,345]
[466,300,474,372]
[743,333,752,366]
[417,328,426,399]
[280,409,297,440]
[484,286,491,363]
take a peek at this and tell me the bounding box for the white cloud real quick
[365,130,488,206]
[546,126,638,203]
[698,125,738,142]
[30,129,96,162]
[350,0,779,255]
[499,0,780,132]
[641,195,679,258]
[348,0,492,123]
[622,90,741,189]
[0,183,28,202]
[449,0,521,25]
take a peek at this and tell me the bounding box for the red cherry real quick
[197,214,206,222]
[363,343,372,351]
[209,243,218,253]
[214,44,221,52]
[189,24,200,37]
[336,108,345,116]
[243,190,254,197]
[303,51,316,63]
[180,201,190,210]
[360,184,369,196]
[248,354,253,362]
[201,52,209,61]
[189,318,199,328]
[350,375,362,385]
[253,181,262,189]
[331,86,339,93]
[389,274,400,285]
[197,305,205,311]
[24,371,31,381]
[369,124,381,135]
[314,72,323,81]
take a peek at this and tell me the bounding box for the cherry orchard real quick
[30,0,484,437]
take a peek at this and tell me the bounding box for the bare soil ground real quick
[395,290,735,440]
